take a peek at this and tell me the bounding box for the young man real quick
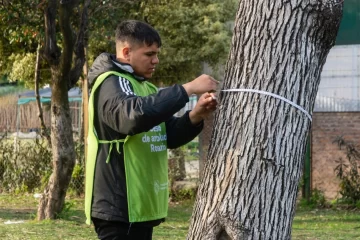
[85,20,218,240]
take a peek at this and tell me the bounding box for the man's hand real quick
[189,92,218,125]
[182,74,219,96]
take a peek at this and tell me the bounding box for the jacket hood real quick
[88,53,145,88]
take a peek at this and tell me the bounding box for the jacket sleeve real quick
[165,111,203,149]
[95,75,189,135]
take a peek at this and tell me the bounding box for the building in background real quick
[309,1,360,199]
[315,45,360,111]
[316,0,360,111]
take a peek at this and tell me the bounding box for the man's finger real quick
[209,76,220,84]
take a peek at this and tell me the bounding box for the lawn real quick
[1,194,360,239]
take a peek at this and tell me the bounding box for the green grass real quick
[1,194,360,239]
[0,195,95,240]
[154,201,193,239]
[292,208,360,240]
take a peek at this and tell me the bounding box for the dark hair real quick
[115,20,162,47]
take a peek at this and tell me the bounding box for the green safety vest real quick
[85,71,168,224]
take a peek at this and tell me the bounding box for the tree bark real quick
[37,0,90,220]
[169,148,186,181]
[187,1,343,239]
[199,113,215,179]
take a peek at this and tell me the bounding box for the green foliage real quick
[68,141,85,197]
[3,52,51,88]
[0,1,40,80]
[0,136,52,193]
[185,141,198,151]
[0,1,51,87]
[333,136,360,204]
[0,1,43,46]
[8,53,36,84]
[133,0,237,85]
[0,135,86,195]
[87,1,138,62]
[56,201,76,219]
[299,188,327,209]
[170,187,197,202]
[1,0,238,87]
[86,0,238,85]
[182,140,199,161]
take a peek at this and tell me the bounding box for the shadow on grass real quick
[0,208,86,224]
[0,208,36,221]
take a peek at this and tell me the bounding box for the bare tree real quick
[188,0,343,239]
[37,0,90,220]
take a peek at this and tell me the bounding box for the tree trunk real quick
[37,80,75,219]
[187,1,343,239]
[169,148,186,181]
[199,113,214,179]
[37,0,90,220]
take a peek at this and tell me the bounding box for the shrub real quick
[299,188,327,208]
[0,133,86,195]
[333,136,360,205]
[0,135,52,193]
[170,186,197,202]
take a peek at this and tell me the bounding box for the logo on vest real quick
[154,180,168,194]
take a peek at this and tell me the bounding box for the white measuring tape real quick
[220,89,312,122]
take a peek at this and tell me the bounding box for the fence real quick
[314,95,360,112]
[0,99,82,135]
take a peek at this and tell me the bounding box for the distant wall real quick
[311,112,360,199]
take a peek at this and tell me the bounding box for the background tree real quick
[0,0,138,219]
[0,0,90,219]
[33,0,90,220]
[187,0,343,239]
[133,0,237,86]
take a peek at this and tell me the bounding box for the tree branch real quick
[69,0,91,88]
[43,0,61,66]
[58,0,75,86]
[34,44,52,145]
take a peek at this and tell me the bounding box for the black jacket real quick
[88,53,203,226]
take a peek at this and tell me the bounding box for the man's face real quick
[128,43,160,79]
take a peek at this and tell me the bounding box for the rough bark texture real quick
[37,0,90,220]
[199,113,215,179]
[187,1,343,239]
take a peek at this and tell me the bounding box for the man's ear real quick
[122,46,131,61]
